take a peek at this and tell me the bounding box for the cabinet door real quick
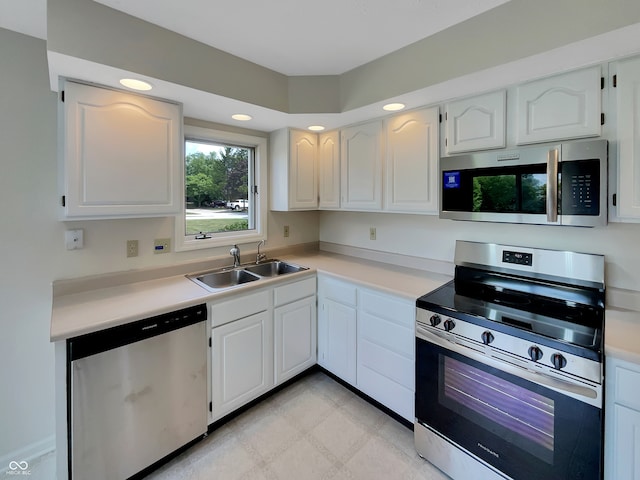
[289,129,318,209]
[616,56,640,219]
[274,296,317,385]
[61,81,182,218]
[516,66,601,145]
[445,90,506,154]
[610,404,640,480]
[317,291,357,386]
[340,121,383,210]
[211,311,273,420]
[385,107,439,213]
[318,130,340,209]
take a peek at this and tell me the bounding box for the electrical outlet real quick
[154,238,171,254]
[284,225,290,238]
[126,240,138,258]
[370,227,376,240]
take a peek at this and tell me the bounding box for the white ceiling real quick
[0,0,509,75]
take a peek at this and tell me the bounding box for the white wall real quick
[319,211,640,292]
[0,28,319,464]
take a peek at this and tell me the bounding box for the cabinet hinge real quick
[252,185,258,195]
[439,114,442,123]
[613,193,617,207]
[601,113,605,126]
[601,77,605,89]
[61,195,66,207]
[61,90,65,102]
[209,402,212,412]
[613,74,617,88]
[445,138,448,147]
[209,337,212,348]
[445,112,448,121]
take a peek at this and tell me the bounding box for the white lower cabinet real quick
[357,288,415,422]
[317,276,357,385]
[274,278,317,385]
[317,274,415,421]
[209,276,316,422]
[605,356,640,480]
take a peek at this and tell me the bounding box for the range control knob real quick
[429,314,441,327]
[443,319,456,332]
[551,353,567,370]
[481,331,495,345]
[528,346,543,362]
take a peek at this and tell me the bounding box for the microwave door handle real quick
[547,148,559,223]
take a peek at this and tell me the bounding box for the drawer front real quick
[358,338,414,390]
[359,289,413,328]
[359,311,413,359]
[614,361,640,410]
[318,276,357,306]
[210,290,269,327]
[274,277,316,307]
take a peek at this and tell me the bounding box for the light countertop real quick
[50,251,451,342]
[51,250,640,366]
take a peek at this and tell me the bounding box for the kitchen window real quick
[175,125,267,251]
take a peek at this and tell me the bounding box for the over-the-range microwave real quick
[439,139,608,227]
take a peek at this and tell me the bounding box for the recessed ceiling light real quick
[232,114,252,121]
[383,102,406,112]
[119,78,153,91]
[308,125,325,131]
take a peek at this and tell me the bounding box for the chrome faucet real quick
[256,240,266,264]
[229,244,241,267]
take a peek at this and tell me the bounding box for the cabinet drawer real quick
[358,338,414,390]
[614,362,640,410]
[319,276,357,306]
[274,277,316,307]
[359,289,414,328]
[359,311,413,358]
[210,290,269,327]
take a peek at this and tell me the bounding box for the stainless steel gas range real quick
[415,241,605,480]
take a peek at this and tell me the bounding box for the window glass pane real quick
[184,140,254,236]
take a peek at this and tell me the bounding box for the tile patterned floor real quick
[147,371,450,480]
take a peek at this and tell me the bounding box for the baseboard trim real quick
[0,435,55,473]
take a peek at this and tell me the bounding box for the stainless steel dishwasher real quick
[67,304,208,480]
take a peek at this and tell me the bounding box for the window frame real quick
[175,125,268,252]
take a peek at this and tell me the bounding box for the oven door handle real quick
[416,326,601,407]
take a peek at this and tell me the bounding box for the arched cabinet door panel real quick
[61,81,182,219]
[516,66,601,145]
[445,90,506,154]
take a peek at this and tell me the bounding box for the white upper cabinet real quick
[60,81,182,219]
[385,107,439,213]
[615,56,640,220]
[340,121,383,210]
[318,130,340,209]
[270,128,318,211]
[445,90,506,154]
[516,66,602,145]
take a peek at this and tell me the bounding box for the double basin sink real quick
[188,260,308,291]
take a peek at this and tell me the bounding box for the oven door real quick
[415,328,602,480]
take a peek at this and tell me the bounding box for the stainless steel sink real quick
[244,260,308,277]
[188,259,308,292]
[192,269,260,289]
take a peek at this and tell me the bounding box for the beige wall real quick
[0,28,319,463]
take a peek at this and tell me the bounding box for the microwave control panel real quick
[561,159,600,216]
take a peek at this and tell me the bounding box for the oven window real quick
[440,356,555,464]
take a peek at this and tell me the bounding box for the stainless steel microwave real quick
[439,139,608,227]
